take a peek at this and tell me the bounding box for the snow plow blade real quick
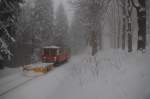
[23,63,54,76]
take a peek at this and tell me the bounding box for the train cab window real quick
[49,48,57,56]
[43,49,49,55]
[43,48,57,56]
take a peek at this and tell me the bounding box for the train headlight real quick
[43,57,46,59]
[54,57,57,61]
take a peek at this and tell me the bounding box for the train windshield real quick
[43,48,58,56]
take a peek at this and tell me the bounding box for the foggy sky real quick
[54,0,73,23]
[25,0,73,23]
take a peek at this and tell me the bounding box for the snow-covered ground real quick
[0,49,150,99]
[0,67,20,78]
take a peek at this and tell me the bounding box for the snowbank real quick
[51,49,150,99]
[0,49,150,99]
[0,67,20,78]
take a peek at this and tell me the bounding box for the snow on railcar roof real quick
[43,46,60,49]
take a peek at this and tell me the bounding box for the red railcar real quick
[41,46,70,64]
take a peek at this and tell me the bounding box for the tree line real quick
[0,0,147,68]
[70,0,146,55]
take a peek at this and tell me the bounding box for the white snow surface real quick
[0,49,150,99]
[24,62,54,68]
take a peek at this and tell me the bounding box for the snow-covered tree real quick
[12,1,36,66]
[120,0,127,49]
[147,0,150,47]
[54,3,69,47]
[0,0,23,68]
[29,0,54,62]
[33,0,54,47]
[72,0,111,55]
[105,0,123,49]
[105,0,138,52]
[11,0,55,64]
[131,0,146,52]
[69,8,87,54]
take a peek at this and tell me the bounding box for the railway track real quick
[0,75,39,96]
[0,63,56,96]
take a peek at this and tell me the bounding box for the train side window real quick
[60,48,64,55]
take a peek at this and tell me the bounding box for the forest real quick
[1,0,150,99]
[0,0,148,68]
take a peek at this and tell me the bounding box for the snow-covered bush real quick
[0,38,13,61]
[0,0,23,68]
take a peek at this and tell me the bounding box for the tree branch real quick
[131,0,139,9]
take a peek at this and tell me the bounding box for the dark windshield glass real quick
[49,49,57,56]
[43,48,57,56]
[43,49,49,55]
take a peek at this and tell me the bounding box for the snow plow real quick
[23,63,54,76]
[22,46,70,76]
[41,46,70,65]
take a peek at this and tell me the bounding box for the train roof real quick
[43,46,60,49]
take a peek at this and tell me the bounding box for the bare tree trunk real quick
[121,0,127,50]
[111,0,116,49]
[122,17,126,49]
[127,0,133,52]
[0,60,4,69]
[91,32,97,56]
[116,0,121,48]
[131,0,146,52]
